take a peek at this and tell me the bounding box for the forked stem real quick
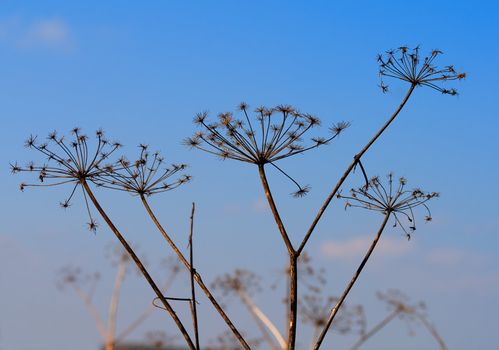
[297,84,416,255]
[258,164,298,349]
[140,194,251,350]
[81,181,196,350]
[313,211,391,349]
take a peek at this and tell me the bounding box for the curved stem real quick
[73,285,108,340]
[81,181,195,350]
[297,84,416,256]
[350,309,400,350]
[313,212,391,349]
[417,314,447,350]
[106,258,127,350]
[239,290,286,350]
[140,194,251,350]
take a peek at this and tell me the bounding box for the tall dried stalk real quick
[188,203,201,350]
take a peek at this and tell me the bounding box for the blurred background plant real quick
[57,244,181,350]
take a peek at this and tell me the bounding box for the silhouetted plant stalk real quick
[188,202,201,350]
[187,46,464,349]
[95,145,250,349]
[13,130,196,349]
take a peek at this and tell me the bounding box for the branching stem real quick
[297,84,416,256]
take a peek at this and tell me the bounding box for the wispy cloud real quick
[321,235,413,261]
[425,248,487,267]
[0,17,74,52]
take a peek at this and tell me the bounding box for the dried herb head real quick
[186,103,349,196]
[11,128,122,232]
[338,173,439,239]
[95,144,191,196]
[378,46,466,94]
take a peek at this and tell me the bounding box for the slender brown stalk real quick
[106,257,127,350]
[81,181,196,350]
[258,164,298,349]
[417,314,447,350]
[188,203,201,350]
[258,165,295,254]
[313,212,391,349]
[139,194,251,350]
[297,84,416,255]
[350,309,400,350]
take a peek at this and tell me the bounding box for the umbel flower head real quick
[185,103,349,196]
[10,128,122,232]
[378,46,466,94]
[338,173,439,239]
[94,144,191,196]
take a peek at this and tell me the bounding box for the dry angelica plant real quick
[13,46,464,350]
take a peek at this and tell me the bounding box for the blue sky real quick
[1,1,498,349]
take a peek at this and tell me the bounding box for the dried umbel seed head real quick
[94,144,190,196]
[377,289,428,336]
[338,173,438,239]
[378,46,465,94]
[301,294,364,335]
[56,265,100,292]
[12,128,122,232]
[186,103,349,197]
[211,269,262,297]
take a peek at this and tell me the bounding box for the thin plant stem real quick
[139,194,251,350]
[257,164,298,349]
[417,314,447,350]
[188,203,201,350]
[73,285,107,340]
[350,309,400,350]
[106,257,127,350]
[297,84,416,256]
[309,326,321,350]
[81,181,196,350]
[239,290,286,350]
[313,211,391,349]
[257,165,295,254]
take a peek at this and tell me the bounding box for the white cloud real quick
[321,235,413,260]
[0,17,73,52]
